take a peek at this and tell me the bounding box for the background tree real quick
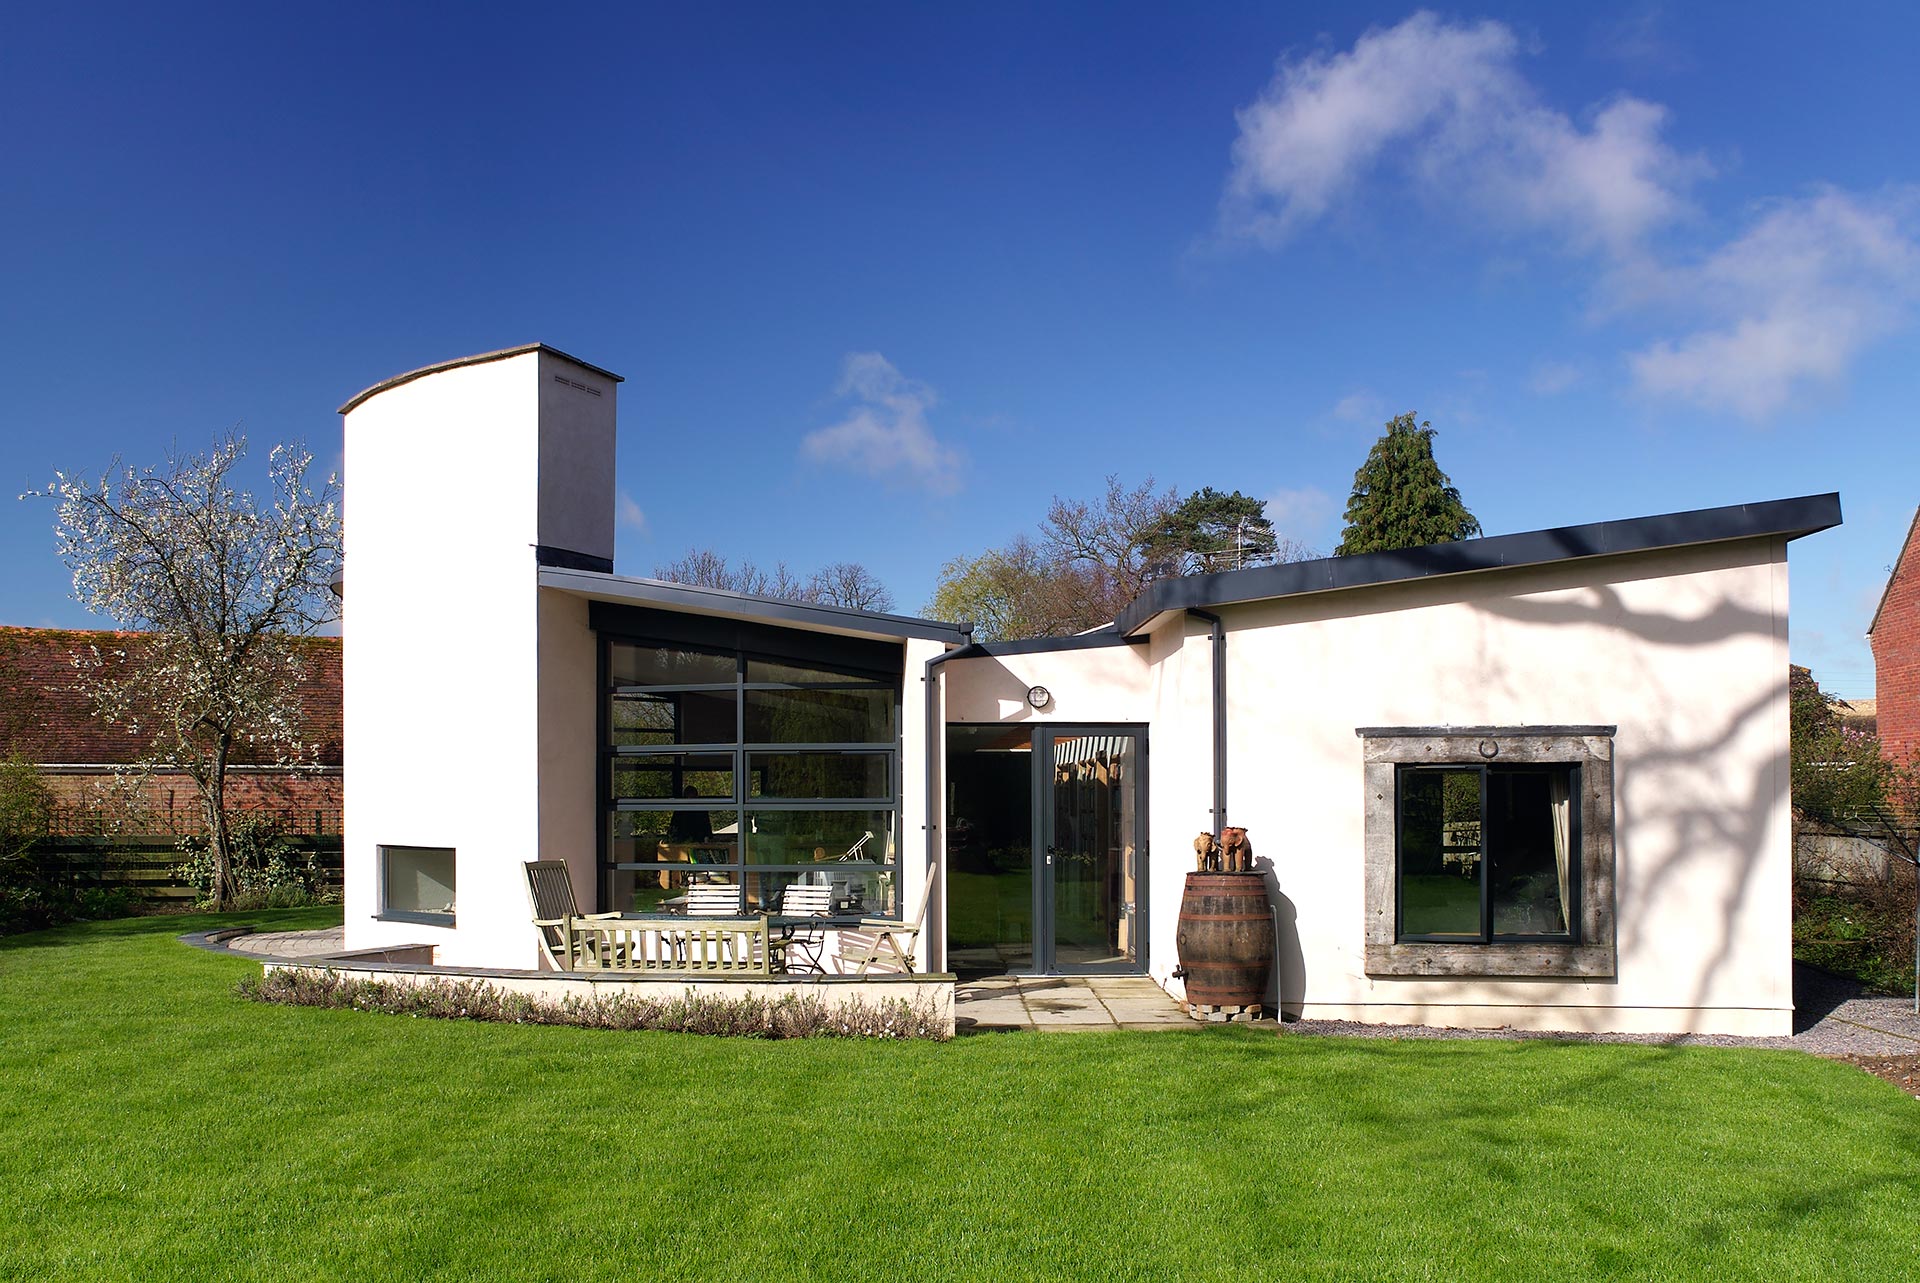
[1790,665,1891,821]
[1334,412,1481,555]
[928,477,1319,639]
[1144,486,1316,575]
[1040,476,1178,621]
[804,562,896,612]
[653,550,894,612]
[30,434,340,910]
[652,549,809,599]
[0,756,53,874]
[925,537,1105,642]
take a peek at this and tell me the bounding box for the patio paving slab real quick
[954,975,1192,1032]
[226,927,345,959]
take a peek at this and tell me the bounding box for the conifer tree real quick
[1335,413,1481,555]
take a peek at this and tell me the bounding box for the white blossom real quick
[25,432,341,907]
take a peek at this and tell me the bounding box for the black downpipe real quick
[1188,609,1227,830]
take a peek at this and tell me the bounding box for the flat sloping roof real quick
[1114,492,1842,637]
[339,344,624,415]
[538,567,969,644]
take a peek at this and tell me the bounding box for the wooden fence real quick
[43,801,341,839]
[30,835,343,903]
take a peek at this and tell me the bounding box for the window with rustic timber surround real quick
[1358,727,1616,979]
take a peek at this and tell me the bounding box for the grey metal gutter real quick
[959,627,1145,656]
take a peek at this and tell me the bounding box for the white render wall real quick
[342,349,618,969]
[941,536,1795,1036]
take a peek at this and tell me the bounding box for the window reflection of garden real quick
[944,727,1035,975]
[603,640,901,917]
[1399,765,1573,940]
[1050,736,1135,962]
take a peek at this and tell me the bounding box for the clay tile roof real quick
[0,627,341,767]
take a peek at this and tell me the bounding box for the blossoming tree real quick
[30,434,341,909]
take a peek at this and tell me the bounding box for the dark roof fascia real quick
[957,628,1145,657]
[338,344,625,414]
[1867,505,1920,637]
[537,567,968,644]
[1114,493,1843,637]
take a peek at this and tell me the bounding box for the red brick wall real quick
[0,627,341,767]
[40,770,342,837]
[1873,509,1920,768]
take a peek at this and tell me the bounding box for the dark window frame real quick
[376,843,457,927]
[1393,762,1582,945]
[1359,727,1616,979]
[597,627,904,920]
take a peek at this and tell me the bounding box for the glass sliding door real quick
[944,724,1145,977]
[1045,731,1142,974]
[943,726,1035,977]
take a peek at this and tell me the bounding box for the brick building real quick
[1869,506,1920,768]
[0,626,341,836]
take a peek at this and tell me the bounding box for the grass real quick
[3,913,1919,1280]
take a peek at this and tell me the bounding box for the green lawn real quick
[3,912,1918,1280]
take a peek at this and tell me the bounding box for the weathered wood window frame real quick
[1359,727,1616,979]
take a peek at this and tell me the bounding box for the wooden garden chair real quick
[836,870,933,975]
[524,860,619,971]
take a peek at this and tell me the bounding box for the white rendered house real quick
[341,345,1839,1035]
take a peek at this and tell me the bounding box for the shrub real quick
[1794,873,1917,996]
[178,814,336,910]
[237,969,952,1041]
[1790,666,1890,821]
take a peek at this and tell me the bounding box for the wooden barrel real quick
[1174,872,1274,1011]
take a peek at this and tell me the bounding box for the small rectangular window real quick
[750,750,891,800]
[609,753,735,803]
[380,845,456,925]
[610,643,734,687]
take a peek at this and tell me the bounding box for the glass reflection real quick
[1398,768,1482,938]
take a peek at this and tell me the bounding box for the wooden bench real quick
[564,914,771,976]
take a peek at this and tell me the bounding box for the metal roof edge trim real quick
[537,567,968,643]
[1115,492,1842,637]
[339,344,625,414]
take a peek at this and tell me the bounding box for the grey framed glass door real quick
[1042,728,1145,974]
[944,724,1146,977]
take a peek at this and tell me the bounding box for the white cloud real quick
[1330,389,1382,423]
[617,491,649,536]
[800,353,964,494]
[1629,189,1920,418]
[1219,11,1703,256]
[1216,15,1917,420]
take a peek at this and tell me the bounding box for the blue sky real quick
[2,3,1914,696]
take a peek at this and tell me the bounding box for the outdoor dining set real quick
[525,861,927,977]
